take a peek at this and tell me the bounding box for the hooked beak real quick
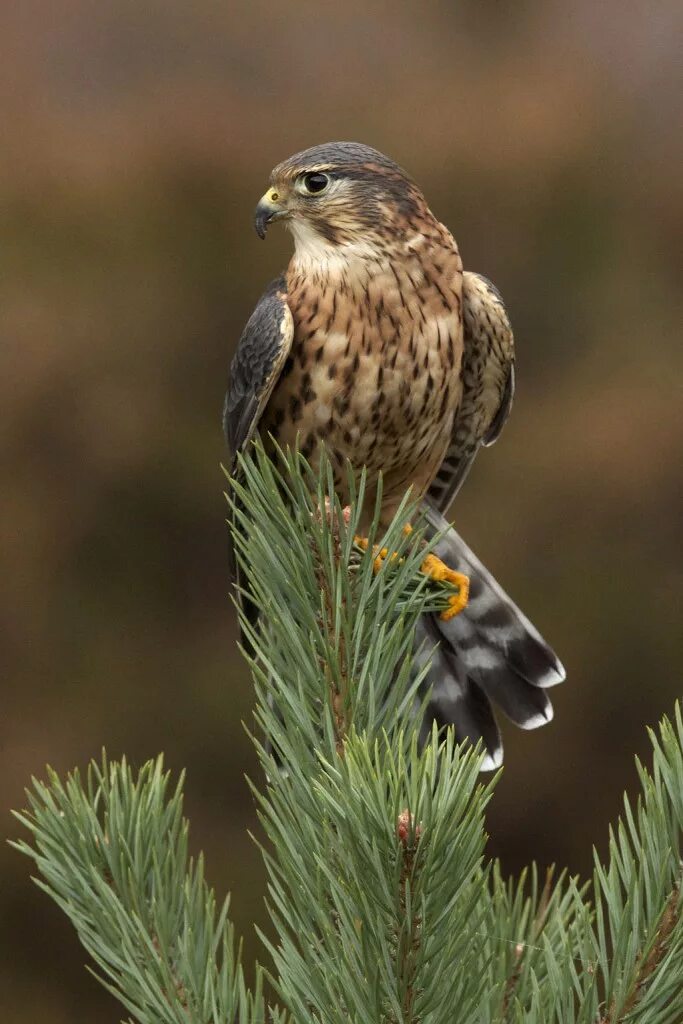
[254,189,289,239]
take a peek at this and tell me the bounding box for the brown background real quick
[2,1,681,1019]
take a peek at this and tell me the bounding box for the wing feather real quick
[428,271,515,513]
[223,275,293,469]
[224,275,293,608]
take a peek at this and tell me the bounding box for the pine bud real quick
[396,809,422,846]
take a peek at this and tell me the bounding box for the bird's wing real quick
[427,271,515,513]
[223,275,293,470]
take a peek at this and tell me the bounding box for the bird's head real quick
[254,142,430,264]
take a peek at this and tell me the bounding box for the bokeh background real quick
[2,1,681,1019]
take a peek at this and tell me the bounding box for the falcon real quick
[224,142,565,768]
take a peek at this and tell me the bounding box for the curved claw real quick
[420,554,470,620]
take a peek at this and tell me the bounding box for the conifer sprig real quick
[11,756,266,1024]
[12,444,683,1023]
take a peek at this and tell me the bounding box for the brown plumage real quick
[225,142,564,769]
[253,146,464,523]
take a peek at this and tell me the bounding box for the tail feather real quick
[414,500,565,768]
[414,617,503,771]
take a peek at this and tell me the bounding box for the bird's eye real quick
[301,172,330,195]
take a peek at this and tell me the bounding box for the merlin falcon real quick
[224,142,565,769]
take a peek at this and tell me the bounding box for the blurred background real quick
[1,0,681,1018]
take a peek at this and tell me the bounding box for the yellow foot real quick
[353,524,412,574]
[353,525,469,619]
[420,553,470,620]
[353,535,392,574]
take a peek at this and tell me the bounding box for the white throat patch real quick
[288,218,383,274]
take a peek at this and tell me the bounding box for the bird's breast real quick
[261,250,464,500]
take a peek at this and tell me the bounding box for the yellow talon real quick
[354,528,469,618]
[354,535,400,573]
[373,547,389,573]
[442,584,470,620]
[420,554,470,620]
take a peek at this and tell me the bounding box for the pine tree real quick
[13,445,683,1023]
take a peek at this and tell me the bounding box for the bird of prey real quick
[224,142,564,768]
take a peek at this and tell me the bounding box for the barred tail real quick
[415,500,565,770]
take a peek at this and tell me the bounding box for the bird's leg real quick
[353,522,470,621]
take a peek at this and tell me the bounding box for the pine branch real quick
[313,499,352,754]
[599,878,681,1024]
[228,444,456,780]
[233,446,498,1022]
[11,443,683,1024]
[500,867,556,1020]
[394,810,425,1024]
[11,755,264,1024]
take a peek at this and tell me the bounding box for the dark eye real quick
[302,172,329,195]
